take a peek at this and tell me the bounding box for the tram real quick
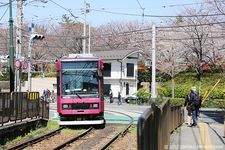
[56,54,105,126]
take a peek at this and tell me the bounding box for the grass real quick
[61,128,81,133]
[129,125,137,134]
[3,120,59,147]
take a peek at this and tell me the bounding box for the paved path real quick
[49,101,150,124]
[169,109,225,150]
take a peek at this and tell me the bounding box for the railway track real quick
[100,110,134,150]
[7,110,134,150]
[49,110,134,150]
[53,127,93,150]
[8,127,64,150]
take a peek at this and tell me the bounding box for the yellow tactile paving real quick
[199,122,216,150]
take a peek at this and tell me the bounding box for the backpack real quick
[188,91,201,108]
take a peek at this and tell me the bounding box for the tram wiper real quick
[75,92,82,99]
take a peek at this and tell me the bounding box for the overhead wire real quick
[160,0,225,8]
[0,0,16,8]
[0,7,8,22]
[48,0,81,22]
[90,8,225,18]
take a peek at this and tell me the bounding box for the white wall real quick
[21,77,56,94]
[103,58,138,98]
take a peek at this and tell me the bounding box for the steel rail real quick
[53,127,93,150]
[100,110,134,150]
[8,127,64,150]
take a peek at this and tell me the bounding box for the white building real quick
[93,49,142,98]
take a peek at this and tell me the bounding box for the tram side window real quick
[57,71,60,96]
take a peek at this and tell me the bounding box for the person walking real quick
[109,89,113,103]
[184,94,192,126]
[118,92,122,105]
[186,86,200,127]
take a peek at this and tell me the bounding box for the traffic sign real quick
[23,61,28,72]
[15,59,21,69]
[23,61,28,69]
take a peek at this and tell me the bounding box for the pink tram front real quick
[56,54,105,126]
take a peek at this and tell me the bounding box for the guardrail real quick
[137,100,184,150]
[0,92,49,126]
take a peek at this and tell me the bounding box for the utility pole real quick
[88,24,90,54]
[83,0,90,54]
[15,0,24,92]
[83,0,87,54]
[151,24,157,99]
[9,0,15,93]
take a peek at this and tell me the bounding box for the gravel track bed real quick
[66,124,117,150]
[108,130,137,150]
[23,129,81,150]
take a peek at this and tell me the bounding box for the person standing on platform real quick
[186,86,200,127]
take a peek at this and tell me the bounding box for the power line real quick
[0,7,8,22]
[135,0,144,10]
[48,0,81,21]
[161,1,217,8]
[0,0,15,8]
[91,8,225,18]
[157,21,225,28]
[158,35,225,41]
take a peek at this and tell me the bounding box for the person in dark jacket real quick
[186,86,200,127]
[118,92,122,105]
[109,89,113,103]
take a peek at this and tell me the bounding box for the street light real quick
[28,33,45,91]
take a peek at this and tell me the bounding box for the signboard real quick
[23,61,28,71]
[15,59,21,69]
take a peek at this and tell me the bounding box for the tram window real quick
[57,71,60,96]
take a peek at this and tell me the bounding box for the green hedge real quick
[201,99,225,109]
[169,98,185,106]
[0,72,9,81]
[155,98,225,109]
[157,73,225,99]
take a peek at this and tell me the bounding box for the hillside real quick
[157,73,225,99]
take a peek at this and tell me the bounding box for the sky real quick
[0,0,201,27]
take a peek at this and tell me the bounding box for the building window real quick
[103,63,111,77]
[127,63,134,77]
[103,84,111,96]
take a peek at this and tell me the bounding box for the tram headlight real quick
[62,104,69,109]
[92,103,99,108]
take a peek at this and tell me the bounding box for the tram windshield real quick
[61,61,99,98]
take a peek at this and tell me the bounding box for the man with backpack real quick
[186,86,201,127]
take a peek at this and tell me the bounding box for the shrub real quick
[45,72,56,77]
[136,88,151,103]
[169,98,185,106]
[157,73,225,99]
[0,72,9,81]
[202,99,225,109]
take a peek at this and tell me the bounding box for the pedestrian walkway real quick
[169,109,225,150]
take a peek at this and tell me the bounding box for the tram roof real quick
[61,54,99,61]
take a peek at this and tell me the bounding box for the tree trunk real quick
[172,78,175,98]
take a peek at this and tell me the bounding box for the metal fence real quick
[137,100,184,150]
[0,92,49,126]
